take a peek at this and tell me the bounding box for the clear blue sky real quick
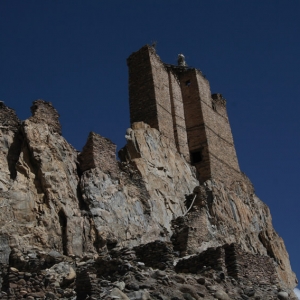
[1,1,299,285]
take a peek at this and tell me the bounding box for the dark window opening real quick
[190,150,202,164]
[185,80,191,87]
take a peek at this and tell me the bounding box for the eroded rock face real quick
[0,101,198,254]
[0,100,85,257]
[79,123,198,249]
[171,176,297,290]
[0,100,297,298]
[119,122,198,232]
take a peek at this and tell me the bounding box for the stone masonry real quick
[28,100,61,135]
[78,132,119,178]
[127,46,190,162]
[127,45,240,183]
[175,243,278,286]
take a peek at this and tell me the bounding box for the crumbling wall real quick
[134,240,174,270]
[175,243,277,285]
[78,132,119,178]
[29,100,61,135]
[0,102,20,130]
[0,248,76,299]
[224,243,278,285]
[171,210,212,256]
[175,245,226,274]
[75,268,99,300]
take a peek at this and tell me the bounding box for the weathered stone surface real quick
[0,46,298,299]
[0,100,88,258]
[29,99,61,135]
[119,122,198,236]
[79,131,119,177]
[0,100,297,298]
[79,124,198,249]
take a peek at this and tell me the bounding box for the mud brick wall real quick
[127,46,189,160]
[175,246,226,274]
[134,240,174,270]
[224,244,278,285]
[176,69,240,183]
[128,46,160,133]
[79,132,119,178]
[149,47,176,144]
[166,68,190,161]
[175,243,278,285]
[177,69,211,182]
[128,45,241,183]
[202,90,240,184]
[29,100,61,135]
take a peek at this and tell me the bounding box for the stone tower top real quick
[127,45,240,183]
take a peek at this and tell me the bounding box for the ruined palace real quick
[127,45,240,183]
[0,45,297,299]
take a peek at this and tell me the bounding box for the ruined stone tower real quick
[127,45,240,183]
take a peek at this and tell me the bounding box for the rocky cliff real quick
[0,100,297,299]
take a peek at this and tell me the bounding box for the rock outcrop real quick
[0,99,297,299]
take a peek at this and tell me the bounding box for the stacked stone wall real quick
[134,240,174,270]
[0,102,20,130]
[171,210,211,256]
[75,268,99,300]
[29,100,61,135]
[224,244,278,285]
[175,246,226,274]
[175,243,278,286]
[0,266,63,299]
[0,264,8,296]
[78,132,119,178]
